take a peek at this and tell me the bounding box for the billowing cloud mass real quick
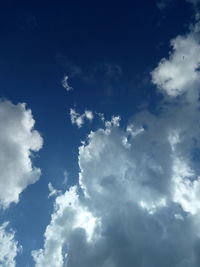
[0,222,21,267]
[33,24,200,267]
[0,100,43,208]
[70,108,94,128]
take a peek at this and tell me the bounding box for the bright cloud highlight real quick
[152,34,200,97]
[0,100,43,208]
[0,222,21,267]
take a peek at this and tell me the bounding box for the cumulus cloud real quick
[0,222,22,267]
[33,21,200,267]
[33,92,200,267]
[152,33,200,97]
[61,75,73,91]
[69,108,94,128]
[0,100,43,208]
[32,186,99,266]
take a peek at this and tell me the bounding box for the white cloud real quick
[105,115,120,128]
[0,222,22,267]
[48,183,61,198]
[84,110,93,121]
[32,186,99,267]
[172,157,200,215]
[69,108,93,128]
[33,21,200,267]
[0,100,43,208]
[63,170,69,185]
[96,112,105,121]
[33,96,200,266]
[126,123,144,138]
[152,34,200,97]
[61,75,73,91]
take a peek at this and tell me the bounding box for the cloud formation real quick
[33,21,200,267]
[0,222,21,267]
[69,108,93,128]
[0,100,43,208]
[33,94,200,267]
[61,75,73,91]
[152,33,200,97]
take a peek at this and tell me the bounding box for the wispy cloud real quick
[186,0,200,5]
[157,0,200,10]
[48,183,61,198]
[61,75,73,91]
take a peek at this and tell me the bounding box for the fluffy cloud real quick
[0,222,21,267]
[33,96,200,267]
[32,186,99,266]
[0,100,43,208]
[69,108,93,128]
[33,22,200,267]
[152,33,200,97]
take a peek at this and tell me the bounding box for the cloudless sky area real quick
[1,1,200,266]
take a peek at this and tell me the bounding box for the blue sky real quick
[1,0,200,266]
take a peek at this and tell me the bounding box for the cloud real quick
[63,170,69,185]
[56,55,122,83]
[32,186,99,267]
[93,63,122,81]
[156,0,172,10]
[48,183,62,198]
[33,20,200,267]
[0,100,43,208]
[55,55,83,78]
[61,75,73,91]
[69,108,93,128]
[157,0,200,9]
[0,222,22,267]
[84,110,94,121]
[186,0,200,5]
[33,90,200,267]
[152,33,200,97]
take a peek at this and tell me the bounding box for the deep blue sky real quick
[0,1,197,266]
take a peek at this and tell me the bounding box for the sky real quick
[2,0,200,266]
